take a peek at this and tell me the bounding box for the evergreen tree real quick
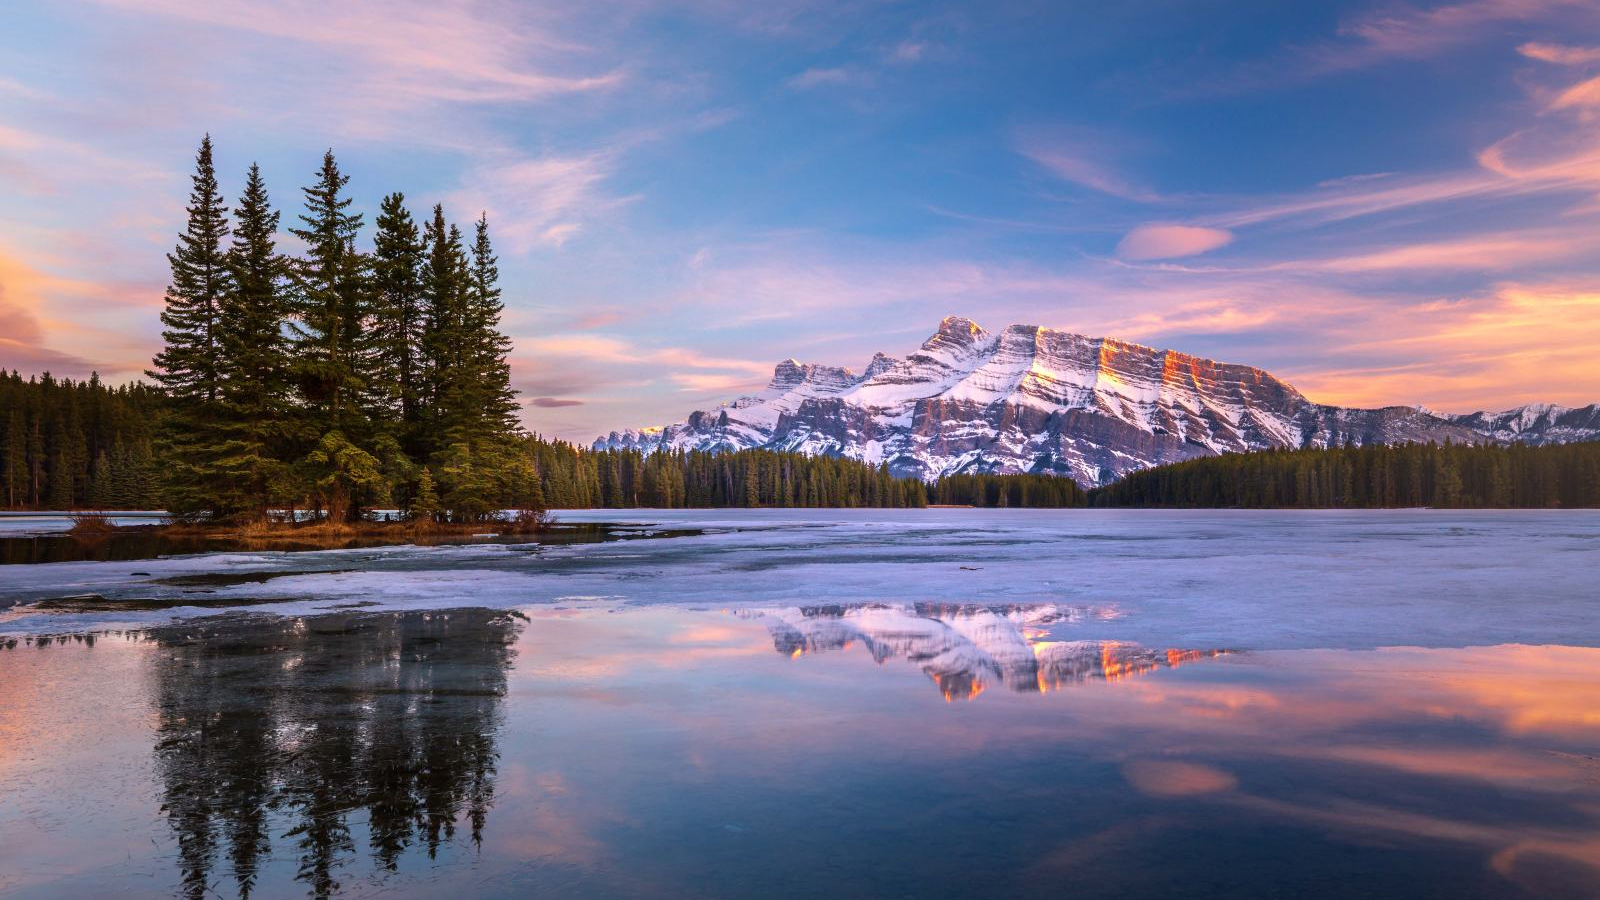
[288,151,379,520]
[148,135,233,518]
[288,150,368,435]
[370,193,426,447]
[214,163,293,521]
[149,135,231,407]
[409,466,439,522]
[461,214,519,439]
[418,204,466,460]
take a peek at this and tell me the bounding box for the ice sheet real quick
[2,509,1597,651]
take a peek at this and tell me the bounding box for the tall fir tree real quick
[418,204,466,460]
[370,193,426,444]
[463,213,519,440]
[288,150,368,434]
[213,163,293,521]
[287,151,381,521]
[148,135,233,517]
[149,135,232,407]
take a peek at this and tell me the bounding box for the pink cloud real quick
[1296,231,1594,273]
[1336,0,1595,60]
[88,0,623,105]
[1116,224,1234,260]
[1551,74,1600,109]
[1518,42,1600,64]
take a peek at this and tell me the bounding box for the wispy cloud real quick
[1517,41,1600,64]
[448,150,625,252]
[1291,231,1595,273]
[87,0,623,105]
[1016,128,1169,203]
[786,66,855,90]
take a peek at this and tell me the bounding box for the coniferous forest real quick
[1090,440,1600,509]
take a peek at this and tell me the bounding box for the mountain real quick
[595,316,1600,486]
[738,603,1227,701]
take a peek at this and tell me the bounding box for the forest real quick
[1090,440,1600,509]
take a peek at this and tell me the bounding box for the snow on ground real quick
[2,508,1597,651]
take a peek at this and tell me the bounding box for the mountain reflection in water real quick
[148,610,522,899]
[744,603,1228,700]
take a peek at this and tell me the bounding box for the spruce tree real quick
[419,204,466,459]
[288,151,380,520]
[149,135,232,407]
[463,214,519,439]
[148,135,233,518]
[370,193,426,447]
[215,163,292,521]
[288,150,368,434]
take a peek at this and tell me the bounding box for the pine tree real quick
[288,150,368,435]
[419,205,466,460]
[409,466,439,522]
[288,151,380,520]
[462,213,519,439]
[148,135,233,518]
[370,193,426,448]
[149,135,231,407]
[214,163,293,521]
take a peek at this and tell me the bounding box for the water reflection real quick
[743,603,1228,699]
[147,609,523,899]
[5,607,1600,899]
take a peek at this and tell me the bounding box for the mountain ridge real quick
[595,316,1600,486]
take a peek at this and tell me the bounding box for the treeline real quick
[1090,440,1600,508]
[530,444,928,508]
[147,136,529,523]
[931,472,1087,507]
[0,371,164,509]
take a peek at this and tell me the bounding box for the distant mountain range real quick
[595,316,1600,486]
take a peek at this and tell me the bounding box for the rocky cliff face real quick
[595,316,1600,486]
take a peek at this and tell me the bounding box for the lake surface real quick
[2,510,1598,898]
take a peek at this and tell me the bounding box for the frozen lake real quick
[2,508,1598,650]
[1,510,1598,898]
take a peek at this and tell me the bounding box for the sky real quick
[2,0,1600,442]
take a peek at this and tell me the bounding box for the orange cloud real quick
[1285,280,1600,410]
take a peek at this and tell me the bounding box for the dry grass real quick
[84,510,554,544]
[67,513,118,535]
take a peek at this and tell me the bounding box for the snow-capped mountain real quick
[739,603,1227,700]
[595,316,1600,486]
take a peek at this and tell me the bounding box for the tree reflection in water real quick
[148,609,523,899]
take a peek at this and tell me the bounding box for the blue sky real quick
[3,0,1599,440]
